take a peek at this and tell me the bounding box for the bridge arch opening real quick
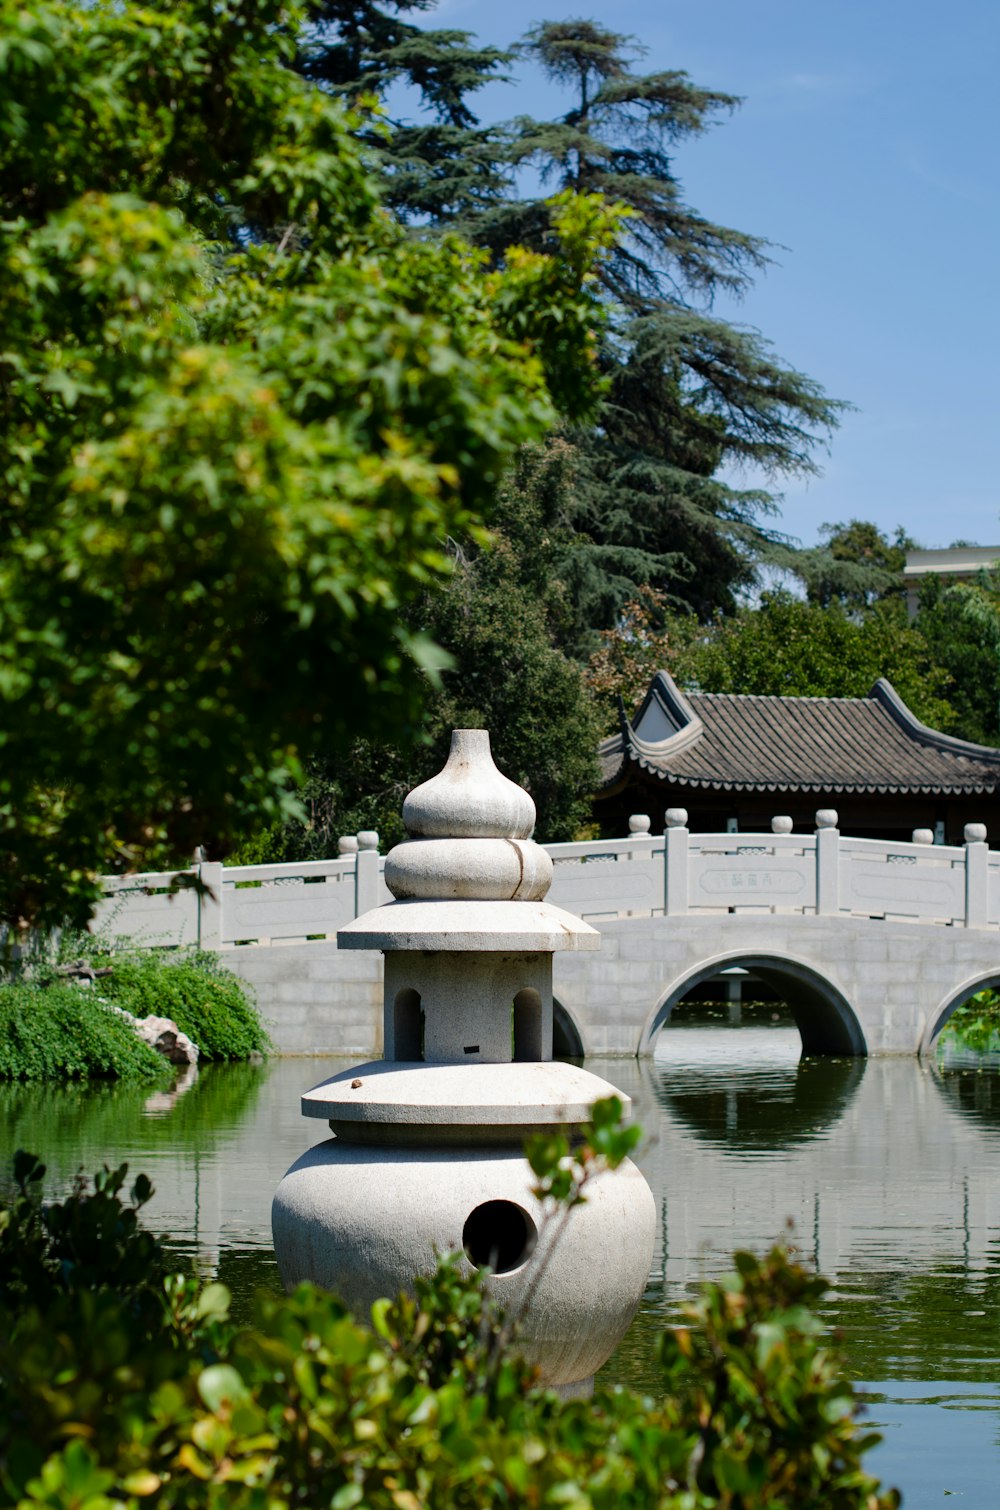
[641,953,867,1058]
[923,973,1000,1056]
[552,998,585,1060]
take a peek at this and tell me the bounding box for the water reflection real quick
[595,1020,1000,1509]
[143,1061,200,1118]
[4,1035,1000,1508]
[0,1059,268,1173]
[930,1041,1000,1137]
[647,1031,865,1155]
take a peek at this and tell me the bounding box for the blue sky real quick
[410,0,999,551]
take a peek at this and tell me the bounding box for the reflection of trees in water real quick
[0,1060,271,1194]
[931,1058,1000,1136]
[650,1056,865,1154]
[824,1245,1000,1387]
[214,1244,283,1327]
[604,1246,1000,1396]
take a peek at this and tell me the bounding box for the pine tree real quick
[780,520,913,611]
[302,13,844,624]
[483,21,843,625]
[299,0,511,225]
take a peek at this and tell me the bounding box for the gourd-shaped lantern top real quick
[338,729,598,951]
[402,728,535,839]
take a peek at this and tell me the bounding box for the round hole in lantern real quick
[463,1199,537,1273]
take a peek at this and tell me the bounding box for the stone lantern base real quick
[273,1137,654,1388]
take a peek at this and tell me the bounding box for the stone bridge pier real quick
[552,912,1000,1059]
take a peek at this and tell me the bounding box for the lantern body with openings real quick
[271,729,655,1391]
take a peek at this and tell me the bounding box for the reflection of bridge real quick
[95,813,1000,1057]
[31,1054,1000,1306]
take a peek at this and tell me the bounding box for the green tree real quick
[299,0,512,227]
[915,572,1000,744]
[301,13,844,627]
[588,591,957,732]
[784,520,914,611]
[0,0,616,929]
[236,443,602,855]
[482,21,843,624]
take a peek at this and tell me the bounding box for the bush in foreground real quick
[0,1153,899,1510]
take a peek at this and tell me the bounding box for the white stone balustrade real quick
[92,812,1000,950]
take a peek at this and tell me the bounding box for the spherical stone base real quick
[271,1139,655,1387]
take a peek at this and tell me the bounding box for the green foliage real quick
[0,983,166,1083]
[96,954,270,1063]
[0,1155,230,1504]
[0,1152,160,1313]
[0,1151,898,1510]
[939,989,1000,1054]
[0,939,267,1079]
[692,595,955,723]
[300,0,512,227]
[237,442,604,855]
[527,1094,641,1207]
[588,589,957,732]
[785,521,913,611]
[660,1246,898,1508]
[500,21,760,308]
[914,573,1000,744]
[0,0,614,931]
[479,20,844,622]
[300,10,843,626]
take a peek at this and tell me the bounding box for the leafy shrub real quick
[97,952,270,1061]
[0,983,165,1081]
[0,1152,899,1510]
[2,936,270,1074]
[940,988,1000,1053]
[661,1249,891,1507]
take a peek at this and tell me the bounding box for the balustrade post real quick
[627,813,656,860]
[197,861,224,950]
[355,831,381,916]
[815,810,839,916]
[964,823,988,929]
[664,808,689,916]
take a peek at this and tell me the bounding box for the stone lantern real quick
[272,729,655,1392]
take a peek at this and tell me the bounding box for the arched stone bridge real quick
[95,813,1000,1058]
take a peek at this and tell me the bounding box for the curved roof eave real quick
[626,755,996,797]
[868,679,1000,766]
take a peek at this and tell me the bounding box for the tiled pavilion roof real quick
[598,672,1000,796]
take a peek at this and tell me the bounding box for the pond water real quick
[3,1019,1000,1507]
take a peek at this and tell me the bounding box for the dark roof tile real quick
[598,673,1000,796]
